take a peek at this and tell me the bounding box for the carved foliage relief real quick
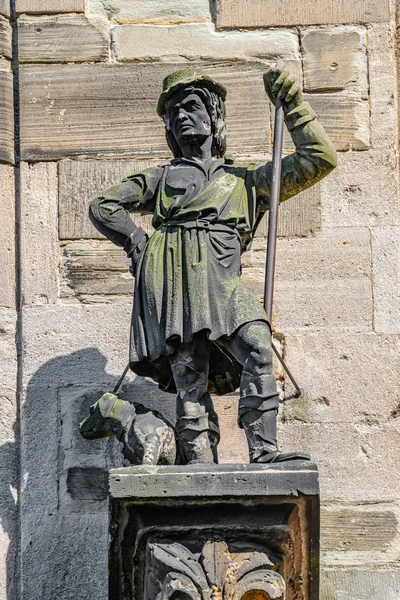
[145,539,286,600]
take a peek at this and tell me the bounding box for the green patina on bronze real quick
[89,64,336,464]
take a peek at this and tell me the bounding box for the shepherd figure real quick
[89,62,337,465]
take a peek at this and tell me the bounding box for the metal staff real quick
[265,98,302,397]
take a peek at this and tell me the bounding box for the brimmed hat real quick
[157,68,227,117]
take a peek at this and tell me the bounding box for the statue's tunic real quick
[90,102,337,394]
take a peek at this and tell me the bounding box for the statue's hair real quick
[163,85,227,158]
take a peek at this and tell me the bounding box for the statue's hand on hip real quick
[263,60,302,111]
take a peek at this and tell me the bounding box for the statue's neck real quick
[179,135,213,162]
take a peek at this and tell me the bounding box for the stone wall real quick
[0,0,399,598]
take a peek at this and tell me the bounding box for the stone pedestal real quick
[109,462,320,600]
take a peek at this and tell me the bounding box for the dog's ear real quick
[98,393,119,418]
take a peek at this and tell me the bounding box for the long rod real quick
[264,98,284,318]
[265,98,301,397]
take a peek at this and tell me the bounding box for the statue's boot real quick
[176,411,220,465]
[239,371,310,464]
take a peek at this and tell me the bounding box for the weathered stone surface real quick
[87,0,211,24]
[255,184,321,239]
[302,27,368,94]
[16,0,85,14]
[303,92,369,151]
[0,309,17,389]
[61,241,132,298]
[321,506,398,552]
[0,0,9,17]
[321,569,400,600]
[321,151,398,227]
[0,70,13,164]
[0,165,15,308]
[281,333,400,425]
[369,23,397,149]
[110,461,319,498]
[216,0,390,28]
[20,162,58,305]
[242,228,372,332]
[21,512,108,600]
[372,227,400,334]
[58,159,161,240]
[22,304,132,385]
[0,16,11,59]
[21,385,59,516]
[58,386,120,513]
[20,62,270,161]
[279,420,400,500]
[113,23,299,62]
[18,15,108,63]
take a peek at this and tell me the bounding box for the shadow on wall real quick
[11,346,245,599]
[0,427,18,600]
[17,347,174,600]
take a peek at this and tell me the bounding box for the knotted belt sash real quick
[157,219,241,266]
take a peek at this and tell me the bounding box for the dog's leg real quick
[142,433,164,465]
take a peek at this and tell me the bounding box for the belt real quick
[158,219,241,241]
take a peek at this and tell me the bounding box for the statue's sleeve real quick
[251,101,337,208]
[89,166,163,253]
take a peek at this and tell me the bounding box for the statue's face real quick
[165,89,212,147]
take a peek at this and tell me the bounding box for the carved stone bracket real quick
[109,463,320,600]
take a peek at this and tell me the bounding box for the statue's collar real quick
[170,157,225,179]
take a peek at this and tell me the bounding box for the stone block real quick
[16,0,85,14]
[20,62,270,161]
[242,228,373,333]
[321,504,398,554]
[369,23,397,150]
[302,27,368,94]
[87,0,211,24]
[321,151,398,227]
[0,16,11,59]
[0,70,13,164]
[18,15,108,63]
[255,183,321,239]
[278,420,400,500]
[0,165,15,308]
[320,569,400,600]
[0,0,9,17]
[0,309,17,389]
[22,304,132,386]
[303,92,369,151]
[61,240,133,298]
[281,332,400,425]
[58,159,161,240]
[20,162,58,305]
[216,0,390,28]
[372,227,400,334]
[21,512,108,600]
[20,385,59,516]
[214,392,248,464]
[113,23,299,62]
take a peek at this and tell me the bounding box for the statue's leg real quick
[169,333,220,465]
[216,321,280,462]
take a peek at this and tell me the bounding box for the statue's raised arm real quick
[252,60,337,207]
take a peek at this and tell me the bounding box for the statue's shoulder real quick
[121,164,165,183]
[222,158,257,182]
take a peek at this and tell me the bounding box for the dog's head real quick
[79,393,136,440]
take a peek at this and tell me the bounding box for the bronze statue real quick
[89,62,337,465]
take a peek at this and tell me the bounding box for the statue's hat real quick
[157,68,227,117]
